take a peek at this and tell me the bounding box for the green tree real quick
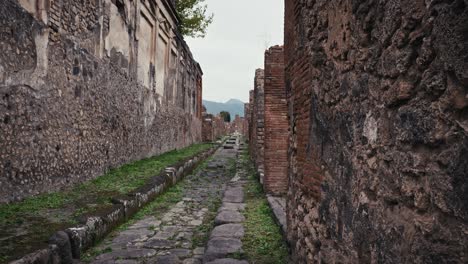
[219,111,231,123]
[176,0,214,38]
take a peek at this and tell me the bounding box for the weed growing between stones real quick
[192,196,222,248]
[241,151,289,264]
[0,143,214,263]
[192,157,236,248]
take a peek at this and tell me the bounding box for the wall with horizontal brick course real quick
[263,46,288,195]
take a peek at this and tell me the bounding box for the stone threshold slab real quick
[266,195,287,237]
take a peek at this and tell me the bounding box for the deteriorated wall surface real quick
[202,115,214,142]
[229,115,244,134]
[243,103,250,138]
[0,0,203,203]
[202,113,227,142]
[251,69,265,179]
[263,46,288,195]
[248,90,254,143]
[285,0,468,263]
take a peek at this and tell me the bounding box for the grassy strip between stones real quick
[0,143,214,264]
[241,151,289,264]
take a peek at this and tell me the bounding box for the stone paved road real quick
[86,139,239,264]
[202,147,249,264]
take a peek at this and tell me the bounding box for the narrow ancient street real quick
[84,137,284,264]
[2,0,467,263]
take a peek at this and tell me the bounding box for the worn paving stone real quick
[222,187,244,203]
[205,259,249,264]
[210,224,244,238]
[193,247,205,255]
[95,248,157,260]
[144,239,176,249]
[214,210,245,225]
[219,202,246,212]
[169,248,192,259]
[127,217,161,230]
[92,259,139,264]
[204,237,243,262]
[182,258,202,264]
[153,254,182,264]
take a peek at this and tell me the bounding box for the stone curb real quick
[266,195,287,238]
[10,145,220,264]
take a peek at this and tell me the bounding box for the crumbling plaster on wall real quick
[0,0,203,203]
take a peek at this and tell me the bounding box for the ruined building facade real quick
[202,111,227,143]
[0,0,203,203]
[284,0,468,263]
[249,47,289,196]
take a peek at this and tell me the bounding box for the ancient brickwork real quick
[285,0,468,263]
[250,69,265,181]
[263,46,288,195]
[0,0,203,203]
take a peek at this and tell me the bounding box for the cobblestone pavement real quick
[87,138,239,264]
[202,148,249,264]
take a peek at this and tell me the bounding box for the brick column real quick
[264,46,288,195]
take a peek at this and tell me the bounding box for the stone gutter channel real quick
[202,138,249,264]
[11,145,220,264]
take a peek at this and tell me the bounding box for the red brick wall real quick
[264,46,288,195]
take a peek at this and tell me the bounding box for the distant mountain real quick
[203,99,245,118]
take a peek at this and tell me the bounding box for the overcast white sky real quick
[186,0,284,103]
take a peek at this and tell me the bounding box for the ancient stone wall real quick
[0,0,203,203]
[229,114,244,134]
[212,115,227,140]
[248,90,254,143]
[202,112,228,142]
[243,103,250,138]
[263,46,288,195]
[250,69,265,181]
[285,0,468,263]
[202,115,214,142]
